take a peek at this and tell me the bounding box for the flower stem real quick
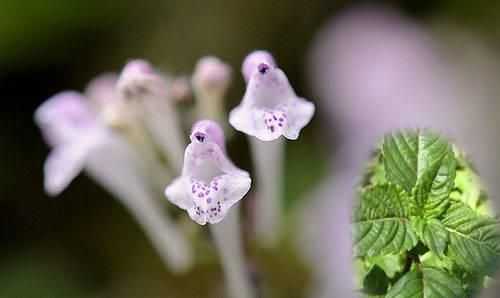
[210,206,255,298]
[142,97,185,173]
[196,93,225,127]
[85,143,192,273]
[249,137,285,246]
[116,184,192,273]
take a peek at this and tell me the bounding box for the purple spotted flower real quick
[165,120,251,225]
[229,50,315,141]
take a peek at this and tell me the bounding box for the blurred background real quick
[1,0,500,297]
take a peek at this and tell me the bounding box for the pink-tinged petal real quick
[185,121,248,177]
[229,59,315,141]
[116,59,185,171]
[117,59,167,99]
[242,50,277,82]
[35,90,108,195]
[169,77,192,102]
[34,91,97,146]
[165,120,251,225]
[192,56,232,96]
[85,73,119,107]
[43,141,93,196]
[189,120,226,153]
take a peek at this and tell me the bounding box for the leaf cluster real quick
[353,129,500,297]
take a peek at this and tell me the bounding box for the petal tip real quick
[242,50,277,82]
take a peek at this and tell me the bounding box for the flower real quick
[34,91,108,195]
[117,59,167,100]
[241,50,276,83]
[165,120,251,225]
[35,86,194,272]
[192,56,232,126]
[192,56,232,99]
[85,73,120,107]
[229,50,315,141]
[116,59,185,171]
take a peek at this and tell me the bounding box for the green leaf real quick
[369,255,405,279]
[413,218,448,257]
[422,251,485,297]
[442,200,500,276]
[363,152,388,186]
[382,129,450,193]
[423,148,456,218]
[454,168,482,208]
[385,267,465,298]
[452,160,492,216]
[353,184,418,256]
[354,258,370,290]
[363,265,389,295]
[420,251,455,272]
[382,130,455,217]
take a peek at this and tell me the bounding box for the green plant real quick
[352,129,500,297]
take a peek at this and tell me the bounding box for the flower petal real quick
[192,56,232,96]
[165,120,251,225]
[242,50,277,82]
[229,98,314,141]
[165,176,195,212]
[180,174,250,225]
[183,142,248,179]
[34,91,98,146]
[282,97,315,140]
[117,59,167,99]
[85,73,119,107]
[230,57,315,141]
[43,141,92,196]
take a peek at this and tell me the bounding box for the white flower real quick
[116,59,185,171]
[34,91,108,195]
[229,50,315,141]
[192,56,232,99]
[165,120,251,225]
[191,56,232,126]
[35,87,193,272]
